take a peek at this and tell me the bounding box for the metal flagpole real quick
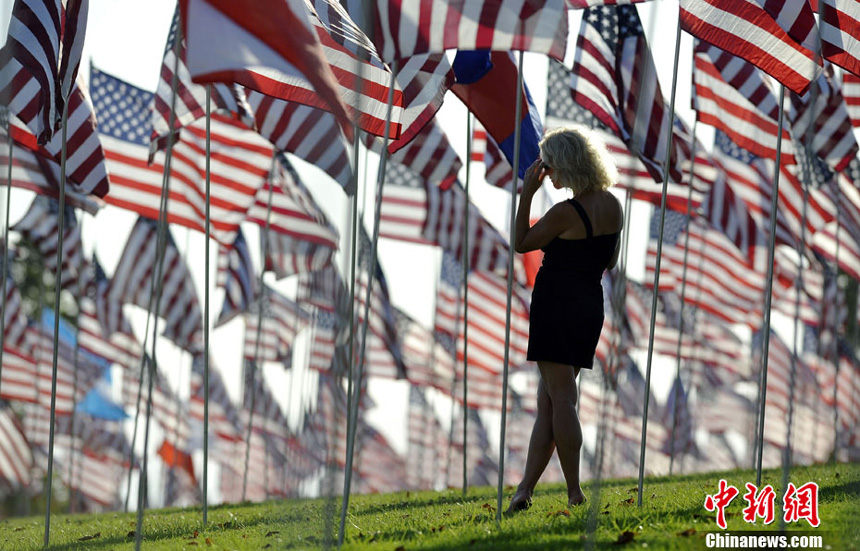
[0,108,13,375]
[754,84,787,487]
[462,113,472,495]
[242,158,275,501]
[338,62,398,548]
[831,179,841,463]
[780,70,819,525]
[43,97,71,548]
[123,25,183,514]
[202,84,212,524]
[636,16,683,507]
[668,118,699,475]
[495,47,525,524]
[135,37,184,551]
[67,215,87,514]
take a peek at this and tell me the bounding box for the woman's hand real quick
[523,158,545,196]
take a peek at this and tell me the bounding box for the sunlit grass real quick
[1,462,857,550]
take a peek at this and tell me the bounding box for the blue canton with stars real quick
[90,67,154,147]
[649,208,688,246]
[440,251,463,289]
[714,130,758,165]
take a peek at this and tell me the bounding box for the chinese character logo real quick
[704,479,739,529]
[784,482,820,527]
[742,483,776,525]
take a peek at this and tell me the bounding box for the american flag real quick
[646,212,762,328]
[566,0,647,6]
[711,131,796,257]
[0,346,39,404]
[355,424,408,495]
[305,308,344,373]
[107,217,203,354]
[702,165,768,266]
[243,285,310,366]
[33,312,102,415]
[121,357,192,451]
[446,407,494,488]
[1,252,36,358]
[0,0,88,144]
[5,80,110,197]
[78,273,143,374]
[570,6,680,184]
[660,375,699,459]
[695,388,755,434]
[679,0,821,95]
[435,251,462,340]
[819,0,860,78]
[244,94,352,191]
[297,265,348,314]
[90,66,273,246]
[190,353,244,442]
[306,371,349,467]
[215,229,256,327]
[457,270,529,377]
[692,41,796,163]
[345,0,568,62]
[216,430,286,503]
[788,64,859,173]
[368,118,462,189]
[246,156,339,278]
[356,225,406,379]
[546,59,706,213]
[160,440,201,507]
[151,7,254,151]
[406,385,446,490]
[0,405,32,491]
[62,418,133,509]
[812,168,860,281]
[298,268,348,374]
[12,195,84,291]
[843,70,860,126]
[241,360,290,442]
[181,0,401,139]
[387,53,454,154]
[624,281,698,361]
[752,329,818,449]
[0,128,99,213]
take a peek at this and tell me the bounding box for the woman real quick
[508,126,622,512]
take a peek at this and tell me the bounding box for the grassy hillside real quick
[1,462,857,550]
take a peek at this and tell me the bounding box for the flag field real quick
[0,461,856,550]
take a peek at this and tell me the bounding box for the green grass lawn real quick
[1,462,857,550]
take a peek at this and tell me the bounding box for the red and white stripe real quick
[0,406,32,490]
[245,93,352,190]
[7,81,109,197]
[359,0,568,62]
[679,0,821,95]
[818,0,860,78]
[108,218,203,353]
[12,197,84,291]
[371,119,462,189]
[190,355,243,442]
[843,70,860,126]
[788,65,859,172]
[0,0,62,144]
[243,286,310,364]
[0,347,38,404]
[693,42,796,163]
[456,270,529,376]
[77,296,142,372]
[182,0,402,139]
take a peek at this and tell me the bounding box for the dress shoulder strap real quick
[567,198,593,239]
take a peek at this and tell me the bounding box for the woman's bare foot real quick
[568,489,586,507]
[506,489,533,513]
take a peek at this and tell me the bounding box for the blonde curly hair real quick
[539,126,617,195]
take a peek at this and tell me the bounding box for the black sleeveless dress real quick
[526,198,620,368]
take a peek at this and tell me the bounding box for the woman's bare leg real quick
[508,377,554,510]
[538,361,585,506]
